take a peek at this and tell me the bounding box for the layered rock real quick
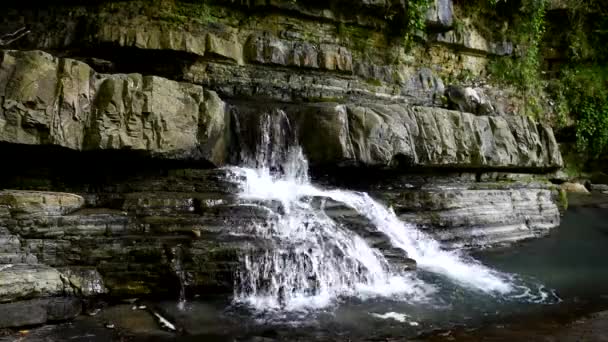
[0,50,229,164]
[0,0,500,104]
[0,0,567,329]
[230,102,563,170]
[382,182,560,248]
[0,50,562,171]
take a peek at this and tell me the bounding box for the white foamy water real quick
[232,148,433,311]
[322,190,513,294]
[229,110,538,312]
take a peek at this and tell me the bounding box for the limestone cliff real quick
[0,0,567,329]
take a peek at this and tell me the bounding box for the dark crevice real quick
[0,142,214,192]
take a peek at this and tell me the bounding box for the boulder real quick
[445,85,494,115]
[561,182,590,193]
[58,267,107,297]
[0,264,65,302]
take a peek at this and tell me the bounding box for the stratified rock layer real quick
[230,102,563,170]
[0,0,567,329]
[0,50,228,164]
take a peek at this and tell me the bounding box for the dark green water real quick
[476,195,608,301]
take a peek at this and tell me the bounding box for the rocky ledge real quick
[0,0,566,329]
[1,50,561,170]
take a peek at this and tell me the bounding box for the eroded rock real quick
[0,50,229,164]
[240,103,563,169]
[0,264,65,302]
[0,190,84,217]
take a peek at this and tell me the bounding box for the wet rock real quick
[0,297,81,328]
[591,184,608,193]
[58,267,107,297]
[382,185,561,247]
[0,264,65,302]
[561,182,589,194]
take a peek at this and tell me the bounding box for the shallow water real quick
[476,195,608,301]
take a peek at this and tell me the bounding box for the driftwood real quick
[0,27,30,46]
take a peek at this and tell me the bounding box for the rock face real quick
[0,0,566,329]
[384,184,560,247]
[230,102,563,170]
[0,50,562,170]
[0,50,229,164]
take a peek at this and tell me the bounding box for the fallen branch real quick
[0,27,30,46]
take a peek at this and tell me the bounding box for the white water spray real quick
[229,110,542,312]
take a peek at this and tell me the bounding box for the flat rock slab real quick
[0,191,84,217]
[0,264,64,302]
[0,297,81,329]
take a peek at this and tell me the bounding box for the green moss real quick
[157,1,242,26]
[558,188,569,212]
[365,78,383,87]
[107,280,152,296]
[336,23,383,57]
[427,211,442,226]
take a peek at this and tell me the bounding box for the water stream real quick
[228,110,557,314]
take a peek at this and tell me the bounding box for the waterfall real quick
[228,109,543,312]
[168,245,187,310]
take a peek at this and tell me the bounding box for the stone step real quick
[0,252,37,264]
[0,264,65,303]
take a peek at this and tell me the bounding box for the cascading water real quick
[229,110,556,313]
[168,245,187,310]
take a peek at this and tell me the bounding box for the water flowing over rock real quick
[0,0,568,329]
[229,111,553,311]
[228,102,563,170]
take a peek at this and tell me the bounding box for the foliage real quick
[403,0,430,49]
[554,65,608,156]
[552,0,608,156]
[487,0,547,119]
[575,100,608,156]
[563,0,608,63]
